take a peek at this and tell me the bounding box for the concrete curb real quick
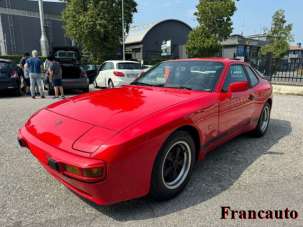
[272,84,303,96]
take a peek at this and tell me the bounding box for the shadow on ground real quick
[82,118,291,221]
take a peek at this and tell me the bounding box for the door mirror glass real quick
[228,81,249,93]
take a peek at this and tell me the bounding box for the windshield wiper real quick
[164,86,192,90]
[132,82,164,87]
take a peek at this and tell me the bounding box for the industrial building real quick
[0,0,71,56]
[125,19,192,64]
[221,34,268,64]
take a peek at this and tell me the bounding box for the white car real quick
[94,60,143,88]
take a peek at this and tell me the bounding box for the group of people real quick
[19,50,65,99]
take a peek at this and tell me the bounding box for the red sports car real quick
[18,58,272,205]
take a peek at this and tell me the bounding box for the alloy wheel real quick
[161,141,192,190]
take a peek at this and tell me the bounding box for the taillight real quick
[61,162,106,183]
[10,70,18,78]
[113,71,125,77]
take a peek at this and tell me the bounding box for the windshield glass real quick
[132,61,224,92]
[0,62,15,72]
[118,63,141,70]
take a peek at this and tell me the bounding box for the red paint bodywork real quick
[18,58,273,205]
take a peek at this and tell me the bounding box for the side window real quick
[99,63,106,71]
[223,65,248,91]
[109,62,115,70]
[245,66,259,87]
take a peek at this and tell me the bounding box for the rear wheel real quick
[150,131,196,201]
[251,102,271,137]
[108,80,114,88]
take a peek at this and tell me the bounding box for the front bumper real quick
[18,127,115,205]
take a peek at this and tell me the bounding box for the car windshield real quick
[0,62,12,72]
[117,63,142,70]
[132,61,224,92]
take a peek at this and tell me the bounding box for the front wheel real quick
[251,102,271,137]
[150,131,196,201]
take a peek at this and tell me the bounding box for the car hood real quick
[46,86,203,131]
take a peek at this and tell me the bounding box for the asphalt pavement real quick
[0,92,302,227]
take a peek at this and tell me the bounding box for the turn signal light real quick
[62,163,106,183]
[64,165,81,175]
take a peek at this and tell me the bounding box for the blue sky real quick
[51,0,302,43]
[133,0,302,43]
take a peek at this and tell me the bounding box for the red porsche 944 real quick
[18,58,272,205]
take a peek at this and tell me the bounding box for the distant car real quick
[94,60,143,88]
[18,58,272,205]
[0,59,21,96]
[45,47,89,94]
[80,64,99,84]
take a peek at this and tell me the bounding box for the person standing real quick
[25,50,45,99]
[19,53,30,95]
[49,56,64,99]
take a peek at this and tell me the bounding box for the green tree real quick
[186,0,237,57]
[62,0,137,63]
[261,10,293,58]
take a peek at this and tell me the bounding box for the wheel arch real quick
[267,98,272,109]
[173,125,201,161]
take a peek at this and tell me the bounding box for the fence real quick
[253,55,303,86]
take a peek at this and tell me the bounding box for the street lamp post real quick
[122,0,125,60]
[38,0,49,56]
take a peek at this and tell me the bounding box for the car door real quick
[96,63,106,87]
[97,62,114,87]
[105,62,115,87]
[244,65,264,121]
[219,64,253,136]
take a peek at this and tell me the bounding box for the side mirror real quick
[228,81,249,93]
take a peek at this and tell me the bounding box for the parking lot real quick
[1,93,303,227]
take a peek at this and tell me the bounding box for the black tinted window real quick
[223,65,248,91]
[0,62,10,71]
[245,66,259,87]
[118,63,141,70]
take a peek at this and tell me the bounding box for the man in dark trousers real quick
[48,56,65,99]
[19,53,30,95]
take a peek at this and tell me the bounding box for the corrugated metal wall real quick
[0,0,71,55]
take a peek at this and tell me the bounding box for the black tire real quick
[251,102,271,137]
[108,80,114,88]
[150,131,196,201]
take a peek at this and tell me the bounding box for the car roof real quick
[167,57,245,64]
